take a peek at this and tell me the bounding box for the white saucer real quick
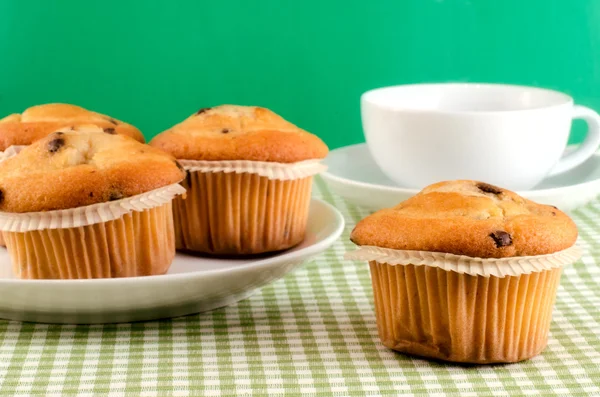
[322,143,600,211]
[0,198,344,324]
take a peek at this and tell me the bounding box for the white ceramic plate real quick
[0,198,344,324]
[322,143,600,212]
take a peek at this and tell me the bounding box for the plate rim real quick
[0,198,345,286]
[322,142,600,196]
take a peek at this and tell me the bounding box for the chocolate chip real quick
[108,118,118,125]
[89,192,94,198]
[552,211,557,216]
[221,128,230,134]
[109,191,124,201]
[47,138,65,153]
[103,127,116,134]
[489,231,513,248]
[477,183,503,195]
[0,189,4,204]
[196,107,211,115]
[55,131,64,135]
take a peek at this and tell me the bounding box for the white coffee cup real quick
[361,83,600,191]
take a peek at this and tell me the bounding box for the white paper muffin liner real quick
[178,159,327,181]
[0,183,186,232]
[0,145,27,162]
[345,244,582,278]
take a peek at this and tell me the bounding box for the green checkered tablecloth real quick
[0,177,599,396]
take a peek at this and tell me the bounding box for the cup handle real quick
[548,105,600,176]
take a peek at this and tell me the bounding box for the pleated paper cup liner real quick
[0,183,186,280]
[174,159,325,255]
[346,245,582,277]
[346,245,582,364]
[0,145,27,246]
[177,159,326,180]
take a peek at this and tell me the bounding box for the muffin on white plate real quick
[150,105,328,256]
[0,103,146,247]
[0,103,144,149]
[0,127,185,279]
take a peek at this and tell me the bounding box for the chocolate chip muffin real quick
[0,127,185,279]
[0,103,144,150]
[150,105,328,255]
[0,146,26,247]
[348,180,580,364]
[0,102,144,247]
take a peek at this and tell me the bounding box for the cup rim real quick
[361,82,573,114]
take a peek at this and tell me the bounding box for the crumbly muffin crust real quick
[350,180,578,258]
[0,127,184,213]
[0,103,144,150]
[149,105,328,162]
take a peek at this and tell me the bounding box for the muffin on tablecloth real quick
[0,127,185,279]
[150,105,328,255]
[347,180,581,364]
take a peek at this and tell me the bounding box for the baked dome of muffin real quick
[0,127,184,213]
[350,180,578,258]
[0,103,144,150]
[348,180,580,364]
[149,105,328,162]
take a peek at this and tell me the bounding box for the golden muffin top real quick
[0,103,145,150]
[149,105,328,163]
[350,180,578,258]
[0,127,184,213]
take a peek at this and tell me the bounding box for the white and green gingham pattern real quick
[0,177,599,396]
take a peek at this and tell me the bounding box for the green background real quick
[0,0,598,148]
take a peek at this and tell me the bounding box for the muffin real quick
[150,105,328,255]
[348,180,581,364]
[0,104,144,247]
[0,127,185,279]
[0,103,144,150]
